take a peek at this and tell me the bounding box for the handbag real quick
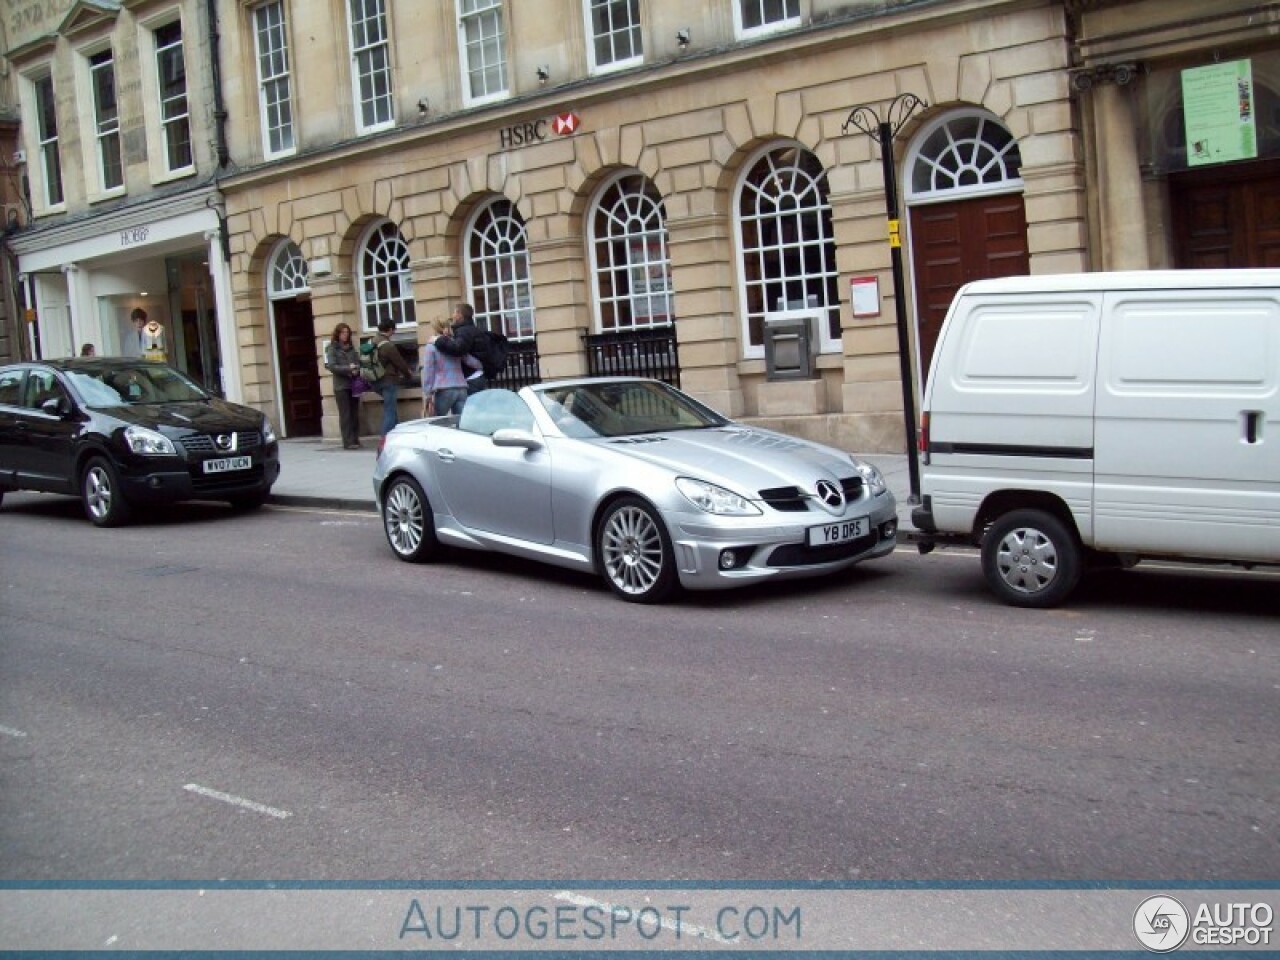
[350,375,370,397]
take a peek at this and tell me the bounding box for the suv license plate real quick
[204,456,252,474]
[808,517,869,547]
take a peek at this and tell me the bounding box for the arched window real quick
[358,220,415,330]
[735,144,841,357]
[906,110,1023,203]
[466,198,535,340]
[266,240,309,300]
[589,172,674,332]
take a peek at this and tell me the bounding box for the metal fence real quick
[491,339,542,391]
[582,326,680,387]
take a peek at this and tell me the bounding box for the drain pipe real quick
[205,0,230,169]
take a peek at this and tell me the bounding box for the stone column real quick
[1079,63,1149,270]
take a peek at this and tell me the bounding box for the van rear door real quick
[1093,288,1280,562]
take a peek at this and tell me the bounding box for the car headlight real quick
[852,458,887,496]
[262,417,277,444]
[675,477,761,516]
[124,424,176,456]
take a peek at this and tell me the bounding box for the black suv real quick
[0,359,280,526]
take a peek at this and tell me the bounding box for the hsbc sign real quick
[498,112,581,150]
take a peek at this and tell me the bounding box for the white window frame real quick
[30,71,65,209]
[732,0,801,40]
[457,0,508,107]
[733,142,841,360]
[254,1,296,159]
[904,108,1024,206]
[464,198,535,341]
[587,171,673,333]
[83,46,125,197]
[583,0,643,75]
[357,220,416,332]
[153,19,194,175]
[347,0,394,134]
[267,240,310,300]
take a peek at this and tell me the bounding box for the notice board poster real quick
[1182,59,1257,166]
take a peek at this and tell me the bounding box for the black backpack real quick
[472,328,511,380]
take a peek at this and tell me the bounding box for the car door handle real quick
[436,448,456,462]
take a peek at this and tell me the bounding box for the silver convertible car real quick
[373,378,898,603]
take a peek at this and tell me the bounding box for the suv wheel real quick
[981,508,1081,608]
[82,456,132,527]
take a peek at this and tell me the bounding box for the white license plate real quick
[203,456,252,474]
[807,516,870,547]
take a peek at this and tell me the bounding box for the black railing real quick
[582,326,680,387]
[491,339,542,391]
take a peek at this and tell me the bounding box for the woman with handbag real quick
[324,322,364,449]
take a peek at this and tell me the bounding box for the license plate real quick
[203,456,252,474]
[807,516,869,547]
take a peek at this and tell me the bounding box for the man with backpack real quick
[433,302,491,395]
[370,317,413,435]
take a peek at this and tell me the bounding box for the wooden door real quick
[1171,157,1280,268]
[909,194,1030,386]
[273,299,322,437]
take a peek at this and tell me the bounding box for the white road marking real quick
[0,724,28,738]
[183,783,292,819]
[554,891,732,944]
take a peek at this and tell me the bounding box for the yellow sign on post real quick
[887,219,901,248]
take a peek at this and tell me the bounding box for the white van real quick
[912,270,1280,607]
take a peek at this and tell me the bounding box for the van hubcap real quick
[995,526,1058,594]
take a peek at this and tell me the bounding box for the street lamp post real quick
[842,93,926,502]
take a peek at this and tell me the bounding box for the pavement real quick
[269,435,923,537]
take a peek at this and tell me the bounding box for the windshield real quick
[65,364,209,406]
[537,381,728,439]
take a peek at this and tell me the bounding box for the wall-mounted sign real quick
[849,276,880,318]
[1183,59,1257,167]
[499,112,582,150]
[120,226,150,247]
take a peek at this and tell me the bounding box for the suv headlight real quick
[124,424,176,456]
[675,477,761,516]
[262,417,277,444]
[852,458,887,496]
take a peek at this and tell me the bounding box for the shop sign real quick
[1182,59,1257,166]
[498,112,581,150]
[119,226,151,247]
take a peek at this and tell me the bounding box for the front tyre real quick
[981,508,1081,608]
[382,474,439,562]
[597,496,678,603]
[81,456,132,527]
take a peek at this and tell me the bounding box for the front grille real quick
[767,533,876,567]
[758,476,863,513]
[180,431,263,455]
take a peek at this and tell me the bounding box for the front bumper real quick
[666,493,899,591]
[116,446,280,504]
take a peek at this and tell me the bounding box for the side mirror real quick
[41,396,69,418]
[491,428,542,451]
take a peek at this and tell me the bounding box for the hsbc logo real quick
[499,112,582,150]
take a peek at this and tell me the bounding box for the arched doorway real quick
[905,110,1029,387]
[267,240,321,437]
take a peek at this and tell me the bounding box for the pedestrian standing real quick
[324,322,362,449]
[373,317,413,436]
[432,302,489,395]
[421,315,480,417]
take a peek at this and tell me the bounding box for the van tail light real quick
[919,411,930,465]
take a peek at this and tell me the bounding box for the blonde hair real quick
[430,315,451,336]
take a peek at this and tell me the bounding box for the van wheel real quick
[981,509,1081,608]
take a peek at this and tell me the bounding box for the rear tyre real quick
[382,474,439,562]
[981,508,1081,608]
[597,496,678,603]
[81,456,132,527]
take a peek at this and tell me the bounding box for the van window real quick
[1108,297,1278,392]
[953,299,1096,390]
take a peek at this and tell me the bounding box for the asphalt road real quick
[1,492,1277,882]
